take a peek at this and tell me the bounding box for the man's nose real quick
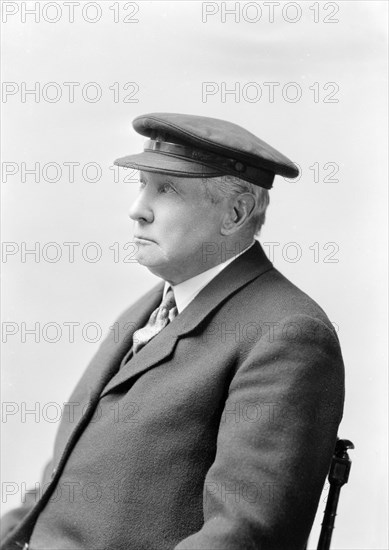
[129,190,154,223]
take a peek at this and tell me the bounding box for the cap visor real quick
[114,151,223,178]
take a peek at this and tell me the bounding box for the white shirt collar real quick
[163,241,255,314]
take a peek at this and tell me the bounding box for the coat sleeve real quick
[0,460,53,542]
[174,314,345,550]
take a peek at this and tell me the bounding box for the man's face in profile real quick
[129,171,228,284]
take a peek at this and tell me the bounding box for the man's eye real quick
[160,183,175,193]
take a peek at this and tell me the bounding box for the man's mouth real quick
[134,235,155,243]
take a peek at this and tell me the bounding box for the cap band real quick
[144,139,274,189]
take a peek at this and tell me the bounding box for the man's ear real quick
[221,193,256,235]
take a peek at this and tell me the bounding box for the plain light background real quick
[1,1,388,548]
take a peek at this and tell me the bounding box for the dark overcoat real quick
[1,242,345,550]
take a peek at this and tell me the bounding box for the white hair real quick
[202,174,270,237]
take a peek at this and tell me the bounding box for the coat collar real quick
[99,241,272,398]
[167,241,255,314]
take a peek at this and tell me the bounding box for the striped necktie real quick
[132,287,178,354]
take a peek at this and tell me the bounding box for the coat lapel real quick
[0,285,166,549]
[90,283,164,394]
[100,241,272,398]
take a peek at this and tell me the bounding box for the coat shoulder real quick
[240,266,335,330]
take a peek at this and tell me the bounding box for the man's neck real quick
[164,239,255,286]
[163,240,256,314]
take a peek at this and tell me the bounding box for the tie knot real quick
[130,286,177,356]
[161,286,176,311]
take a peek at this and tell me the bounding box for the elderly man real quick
[1,113,345,550]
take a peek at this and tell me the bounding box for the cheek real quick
[158,210,193,238]
[156,202,220,249]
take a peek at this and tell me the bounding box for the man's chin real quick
[135,254,155,267]
[135,250,162,268]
